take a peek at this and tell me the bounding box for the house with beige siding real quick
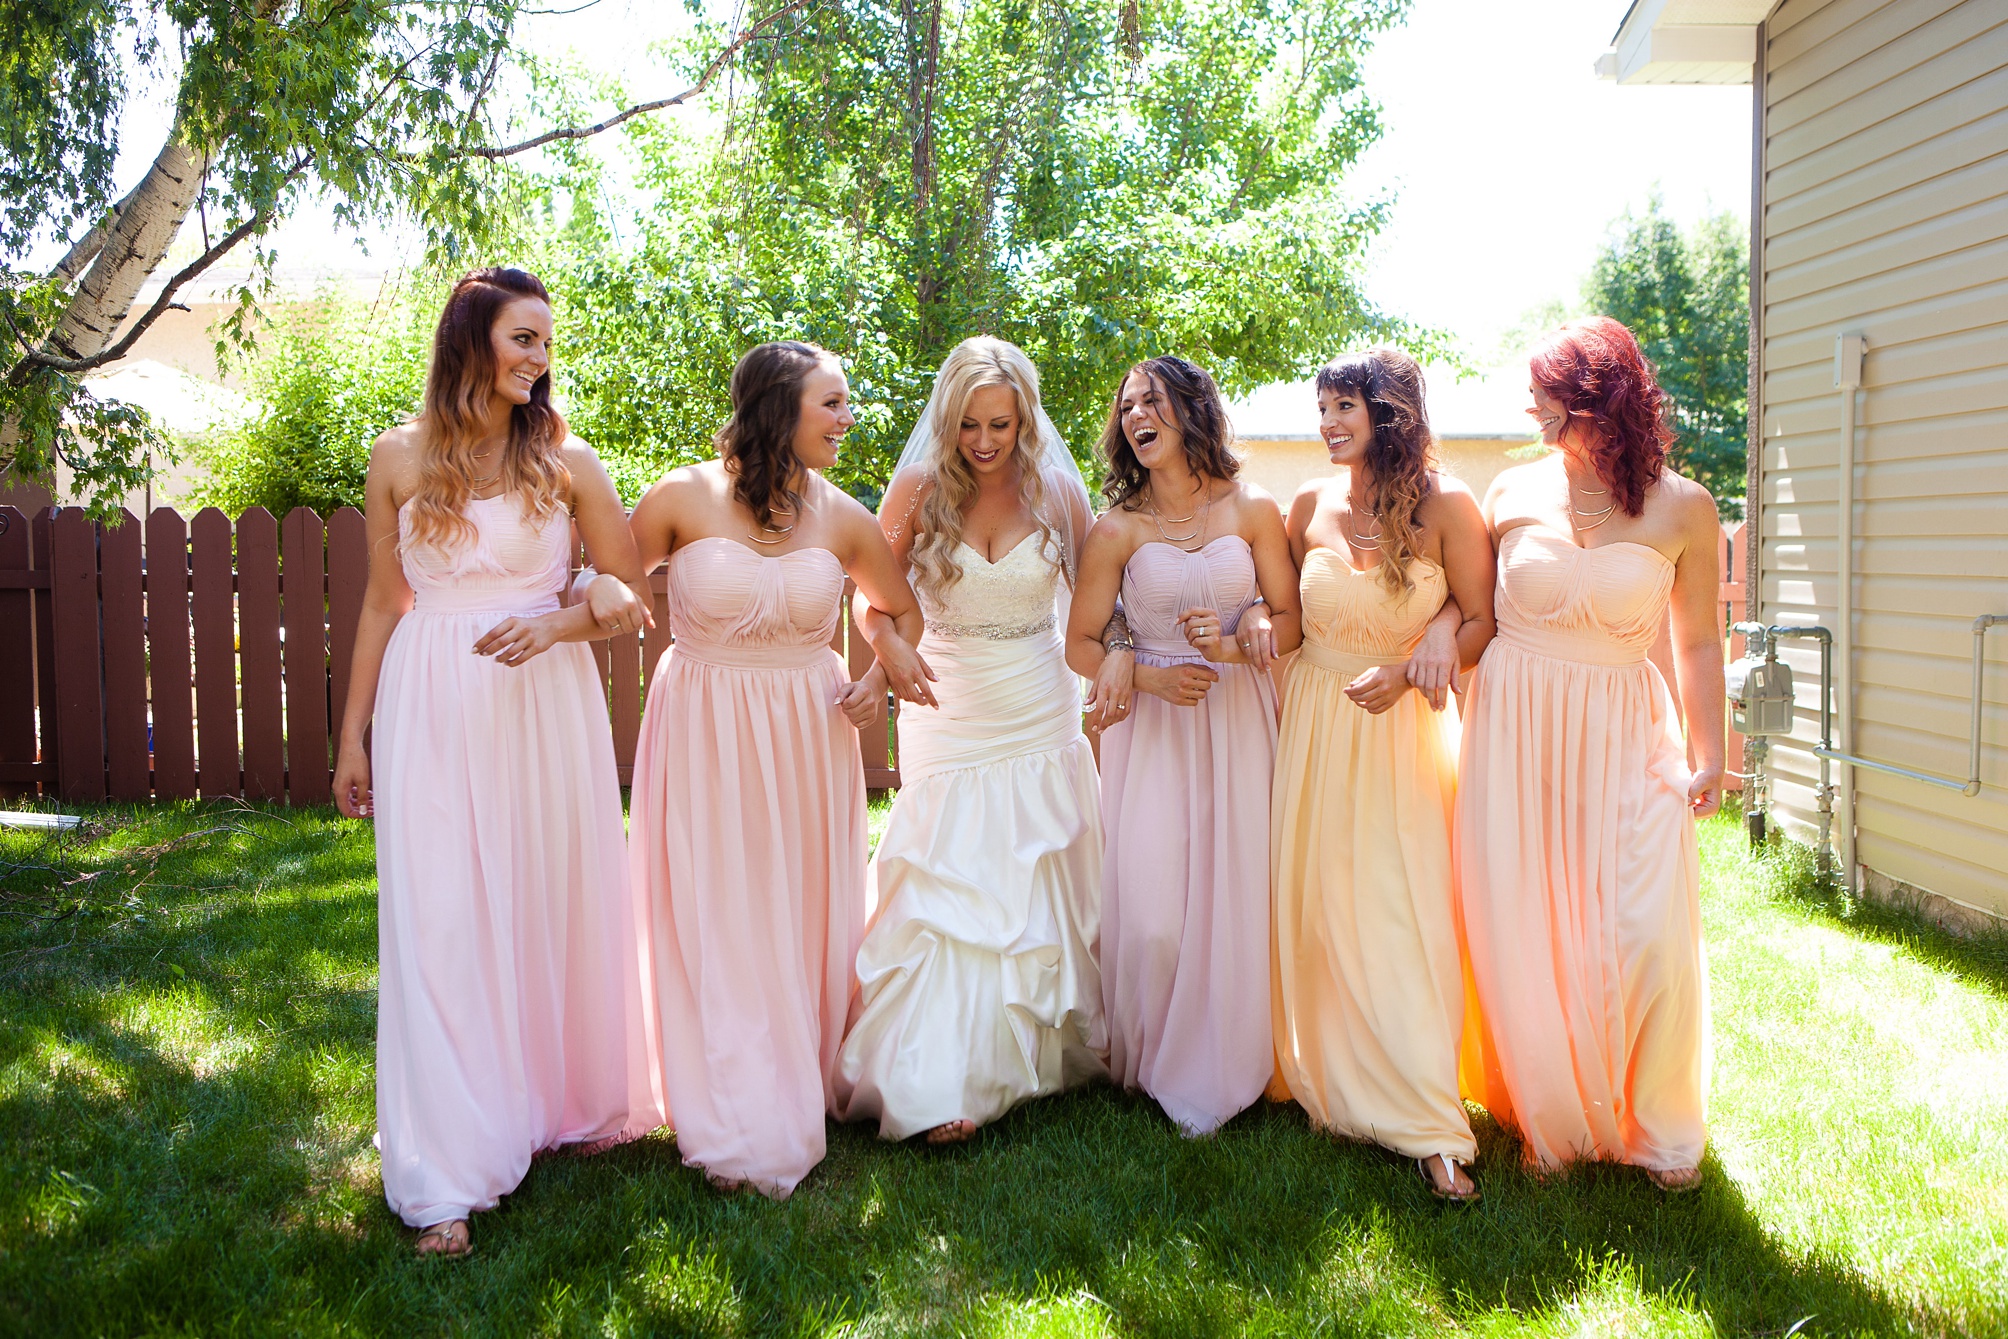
[1603,0,2008,925]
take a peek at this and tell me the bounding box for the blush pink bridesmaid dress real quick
[1099,536,1279,1136]
[373,494,660,1231]
[1455,523,1707,1173]
[629,537,867,1198]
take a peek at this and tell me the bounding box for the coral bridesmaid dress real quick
[1456,524,1707,1172]
[1270,548,1475,1164]
[1099,536,1279,1135]
[833,535,1106,1138]
[374,494,659,1230]
[629,537,867,1198]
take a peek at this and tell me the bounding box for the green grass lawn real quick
[1,798,2003,1338]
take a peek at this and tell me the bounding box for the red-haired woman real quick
[1270,348,1496,1203]
[1456,316,1725,1189]
[625,341,931,1199]
[1065,356,1301,1136]
[333,268,661,1257]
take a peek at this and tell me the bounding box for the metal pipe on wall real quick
[1834,333,1866,892]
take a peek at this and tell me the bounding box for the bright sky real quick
[76,0,1753,429]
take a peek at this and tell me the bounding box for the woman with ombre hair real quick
[333,267,661,1258]
[1456,316,1724,1190]
[1269,348,1495,1202]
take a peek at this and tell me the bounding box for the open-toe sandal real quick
[1417,1153,1480,1204]
[414,1220,474,1259]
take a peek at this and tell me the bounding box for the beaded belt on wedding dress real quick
[925,612,1056,641]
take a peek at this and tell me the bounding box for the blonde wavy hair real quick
[902,337,1065,602]
[1316,347,1436,596]
[404,267,571,554]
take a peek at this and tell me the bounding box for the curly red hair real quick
[1528,316,1673,517]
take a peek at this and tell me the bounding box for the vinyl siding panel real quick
[1758,0,2008,919]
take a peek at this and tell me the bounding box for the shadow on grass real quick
[0,802,1984,1337]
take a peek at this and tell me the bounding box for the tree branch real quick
[50,179,147,283]
[458,0,820,160]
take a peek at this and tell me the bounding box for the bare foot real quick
[1417,1154,1480,1203]
[925,1119,977,1146]
[1648,1165,1701,1193]
[414,1219,473,1258]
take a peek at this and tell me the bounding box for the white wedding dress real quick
[832,532,1108,1138]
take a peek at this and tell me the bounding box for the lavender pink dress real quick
[373,494,659,1230]
[1099,535,1280,1135]
[629,537,868,1198]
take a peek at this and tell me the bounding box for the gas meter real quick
[1725,653,1794,736]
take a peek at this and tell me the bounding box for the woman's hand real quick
[334,744,373,819]
[837,665,888,729]
[1687,764,1724,820]
[1137,660,1219,707]
[585,572,652,638]
[1405,616,1457,712]
[875,633,939,709]
[474,613,565,667]
[1084,647,1136,733]
[1236,604,1277,671]
[1178,607,1241,664]
[1344,664,1410,714]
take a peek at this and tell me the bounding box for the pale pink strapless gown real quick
[1455,524,1707,1172]
[1100,536,1279,1135]
[630,537,867,1198]
[373,495,659,1230]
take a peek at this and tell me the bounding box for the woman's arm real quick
[1665,481,1726,818]
[1181,492,1301,665]
[332,439,418,819]
[1433,483,1498,672]
[835,488,937,708]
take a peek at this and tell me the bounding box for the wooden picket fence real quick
[0,504,897,803]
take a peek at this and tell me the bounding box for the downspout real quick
[1744,20,1766,833]
[1834,332,1866,893]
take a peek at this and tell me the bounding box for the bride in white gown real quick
[833,337,1106,1144]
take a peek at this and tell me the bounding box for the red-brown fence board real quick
[31,509,58,791]
[49,509,105,801]
[190,508,239,796]
[0,508,40,793]
[146,508,198,799]
[237,508,285,800]
[100,511,151,799]
[609,630,641,774]
[326,508,367,757]
[840,579,898,788]
[282,507,331,805]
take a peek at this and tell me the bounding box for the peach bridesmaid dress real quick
[1456,523,1706,1172]
[629,537,867,1198]
[1270,548,1474,1164]
[374,495,659,1230]
[1099,536,1279,1135]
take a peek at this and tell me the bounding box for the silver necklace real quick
[1148,480,1210,547]
[1566,474,1616,531]
[1346,487,1384,548]
[747,506,798,546]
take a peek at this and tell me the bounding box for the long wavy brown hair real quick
[716,341,833,529]
[1317,347,1435,595]
[1097,355,1239,512]
[1528,316,1674,517]
[905,338,1061,602]
[405,267,570,554]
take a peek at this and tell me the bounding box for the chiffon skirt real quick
[1455,636,1707,1171]
[1100,654,1278,1135]
[1270,650,1476,1161]
[834,629,1106,1139]
[630,645,867,1199]
[373,609,659,1229]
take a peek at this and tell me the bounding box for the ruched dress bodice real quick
[374,492,656,1229]
[834,532,1104,1139]
[1100,533,1278,1135]
[1270,548,1472,1162]
[1456,522,1707,1173]
[631,536,865,1199]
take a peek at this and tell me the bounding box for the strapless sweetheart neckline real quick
[1135,534,1251,558]
[1505,523,1674,569]
[676,535,841,565]
[1303,546,1442,579]
[957,531,1042,567]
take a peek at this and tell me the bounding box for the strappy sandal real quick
[1647,1165,1701,1193]
[414,1219,473,1259]
[1417,1153,1481,1204]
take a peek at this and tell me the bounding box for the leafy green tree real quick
[1582,196,1749,517]
[0,0,802,514]
[541,0,1426,497]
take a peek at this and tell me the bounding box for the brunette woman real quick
[1457,317,1724,1189]
[1065,355,1300,1136]
[1269,348,1495,1201]
[624,341,931,1199]
[333,267,660,1258]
